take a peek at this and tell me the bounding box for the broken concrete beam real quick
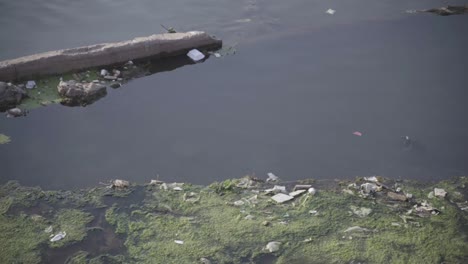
[0,31,222,82]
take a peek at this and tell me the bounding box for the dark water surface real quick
[1,0,468,188]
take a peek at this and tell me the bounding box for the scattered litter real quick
[265,185,287,194]
[361,182,379,194]
[294,184,312,191]
[364,176,379,183]
[44,226,53,233]
[234,200,245,206]
[183,192,200,203]
[174,240,184,245]
[200,258,212,264]
[244,214,254,220]
[309,210,318,215]
[187,49,205,62]
[343,226,370,233]
[113,69,121,77]
[289,189,306,197]
[167,183,184,191]
[213,53,221,58]
[326,9,336,15]
[237,176,255,188]
[100,69,109,76]
[173,187,183,191]
[265,241,281,253]
[50,231,66,242]
[271,193,294,204]
[434,188,447,198]
[352,131,363,136]
[308,187,317,195]
[350,205,372,217]
[405,193,413,199]
[387,192,407,201]
[111,179,129,189]
[266,172,279,182]
[413,201,441,217]
[104,75,117,80]
[391,222,402,227]
[149,179,164,185]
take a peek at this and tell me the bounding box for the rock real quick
[57,80,107,106]
[271,193,294,203]
[6,107,24,118]
[25,80,36,89]
[0,81,26,110]
[387,192,407,201]
[265,241,281,253]
[113,69,121,77]
[434,188,447,198]
[364,176,379,183]
[262,221,270,226]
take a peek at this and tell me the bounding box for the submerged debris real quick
[408,5,468,16]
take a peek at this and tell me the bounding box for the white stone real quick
[26,80,36,89]
[100,69,109,76]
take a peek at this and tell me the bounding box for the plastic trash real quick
[50,231,66,242]
[271,193,294,203]
[308,187,317,195]
[265,241,281,252]
[26,81,36,89]
[266,172,279,182]
[187,49,205,62]
[352,131,363,136]
[326,9,336,15]
[174,240,184,245]
[100,69,109,76]
[289,189,306,197]
[44,226,53,233]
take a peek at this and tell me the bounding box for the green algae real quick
[0,177,467,263]
[0,134,11,144]
[50,209,94,248]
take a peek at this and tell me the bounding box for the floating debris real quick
[326,9,336,15]
[265,241,281,253]
[187,49,205,62]
[50,231,66,242]
[408,5,468,16]
[352,131,362,136]
[271,193,294,204]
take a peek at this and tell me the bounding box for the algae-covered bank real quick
[1,175,467,263]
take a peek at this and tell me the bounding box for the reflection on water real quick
[0,0,468,188]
